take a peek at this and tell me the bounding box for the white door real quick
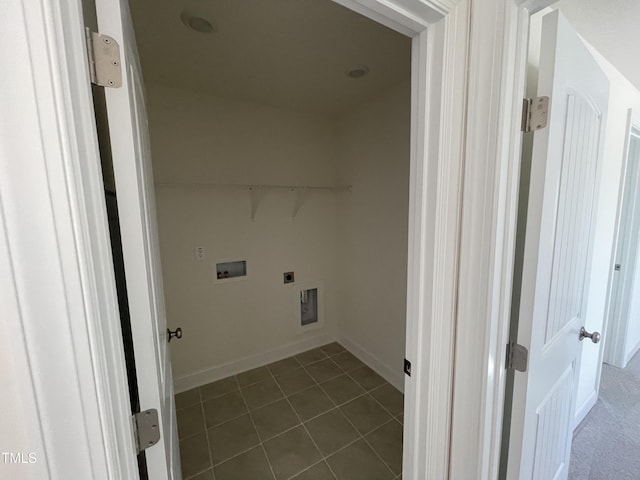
[94,0,180,478]
[507,10,609,480]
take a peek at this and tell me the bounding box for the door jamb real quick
[448,0,559,478]
[336,2,471,477]
[1,0,137,478]
[7,0,473,478]
[603,111,640,368]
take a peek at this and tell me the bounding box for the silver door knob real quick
[167,327,182,343]
[579,327,600,344]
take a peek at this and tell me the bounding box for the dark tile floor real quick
[175,342,404,480]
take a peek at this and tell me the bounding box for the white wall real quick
[624,213,640,364]
[335,81,411,390]
[148,85,341,390]
[147,81,411,392]
[573,42,640,421]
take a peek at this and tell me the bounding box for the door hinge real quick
[85,28,122,88]
[615,263,621,271]
[133,409,160,454]
[521,96,549,133]
[506,341,528,372]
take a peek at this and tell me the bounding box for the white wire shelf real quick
[154,182,352,219]
[154,182,351,192]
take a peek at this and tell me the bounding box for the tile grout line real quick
[295,347,372,480]
[233,374,278,480]
[367,417,403,436]
[192,348,373,424]
[304,347,398,479]
[186,371,388,466]
[341,368,400,418]
[268,354,340,480]
[358,418,403,477]
[180,388,216,480]
[326,401,396,478]
[284,458,331,480]
[212,384,384,467]
[194,374,279,475]
[180,344,402,480]
[203,403,367,473]
[206,381,396,467]
[283,437,364,480]
[206,353,352,425]
[339,363,402,477]
[198,386,216,480]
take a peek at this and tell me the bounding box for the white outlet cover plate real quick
[195,247,205,261]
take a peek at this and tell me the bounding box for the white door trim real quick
[1,0,137,478]
[336,1,471,477]
[5,0,474,479]
[448,0,559,478]
[604,111,640,368]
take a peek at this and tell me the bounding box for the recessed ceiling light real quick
[180,9,218,34]
[345,65,370,79]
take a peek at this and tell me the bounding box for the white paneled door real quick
[94,0,180,478]
[507,10,610,480]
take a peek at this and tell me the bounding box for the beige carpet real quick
[569,350,640,479]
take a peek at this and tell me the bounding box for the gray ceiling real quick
[130,0,411,116]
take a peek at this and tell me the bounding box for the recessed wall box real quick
[215,260,247,280]
[293,281,324,332]
[300,288,318,326]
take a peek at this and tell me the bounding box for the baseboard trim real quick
[173,333,335,393]
[339,336,405,393]
[573,390,597,431]
[623,338,640,368]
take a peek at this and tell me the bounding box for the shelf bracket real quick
[291,189,308,220]
[249,187,263,221]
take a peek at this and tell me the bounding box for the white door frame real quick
[604,111,640,368]
[1,0,137,479]
[3,0,475,479]
[447,0,564,478]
